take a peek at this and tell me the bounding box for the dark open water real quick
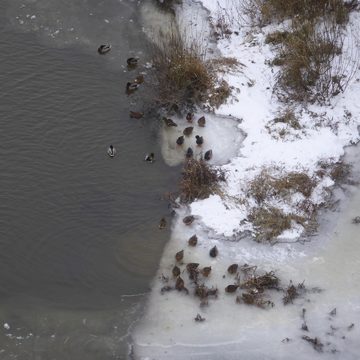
[0,0,177,358]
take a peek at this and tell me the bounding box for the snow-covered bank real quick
[132,0,360,358]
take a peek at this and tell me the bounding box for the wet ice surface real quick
[132,189,360,359]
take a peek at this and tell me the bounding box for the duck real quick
[188,234,197,246]
[183,126,194,136]
[176,135,185,146]
[134,74,144,84]
[98,44,111,55]
[172,265,181,277]
[129,111,144,119]
[186,263,199,272]
[209,245,218,258]
[158,217,166,229]
[144,152,155,163]
[175,250,184,262]
[195,135,204,146]
[175,276,185,291]
[186,112,194,123]
[198,116,206,127]
[185,147,193,159]
[204,149,213,161]
[183,215,195,225]
[201,266,212,277]
[107,144,116,157]
[227,263,239,274]
[126,81,140,94]
[163,117,178,127]
[127,57,138,67]
[225,284,238,293]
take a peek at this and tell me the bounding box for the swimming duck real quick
[188,234,197,246]
[186,112,194,123]
[130,111,144,119]
[198,116,206,127]
[204,149,213,161]
[183,126,194,136]
[172,265,181,277]
[175,250,184,262]
[176,135,185,146]
[107,144,116,157]
[209,245,218,258]
[201,266,212,277]
[227,263,239,274]
[127,57,138,67]
[158,217,166,229]
[225,284,238,293]
[185,147,193,159]
[126,81,140,94]
[98,44,111,54]
[195,135,204,146]
[163,117,178,127]
[183,215,195,225]
[144,153,155,163]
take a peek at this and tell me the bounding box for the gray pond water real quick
[0,0,178,358]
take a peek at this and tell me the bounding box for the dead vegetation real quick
[179,159,225,203]
[249,169,316,204]
[283,281,307,304]
[248,207,306,242]
[248,0,359,103]
[150,30,233,111]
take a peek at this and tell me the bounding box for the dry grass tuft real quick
[249,169,316,204]
[273,109,301,130]
[179,159,225,203]
[249,207,305,242]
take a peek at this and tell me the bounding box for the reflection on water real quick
[0,0,178,358]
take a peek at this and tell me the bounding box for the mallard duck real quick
[198,116,206,127]
[186,112,194,123]
[144,153,155,162]
[225,284,238,293]
[175,249,184,262]
[127,57,138,67]
[172,265,181,277]
[134,74,144,84]
[186,263,199,272]
[126,82,140,94]
[158,217,166,229]
[163,117,178,127]
[176,135,184,146]
[183,126,193,136]
[175,276,185,291]
[204,149,213,161]
[129,111,144,119]
[107,144,116,157]
[209,245,218,258]
[195,135,203,146]
[185,147,193,159]
[227,263,238,274]
[98,44,111,54]
[183,215,195,225]
[201,266,212,277]
[188,234,197,246]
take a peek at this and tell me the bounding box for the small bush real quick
[151,32,216,110]
[179,159,225,203]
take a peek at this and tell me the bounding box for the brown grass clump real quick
[151,32,219,110]
[249,169,316,204]
[330,161,351,183]
[265,31,289,45]
[273,109,301,130]
[179,159,225,203]
[283,281,307,304]
[208,80,231,109]
[249,207,305,242]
